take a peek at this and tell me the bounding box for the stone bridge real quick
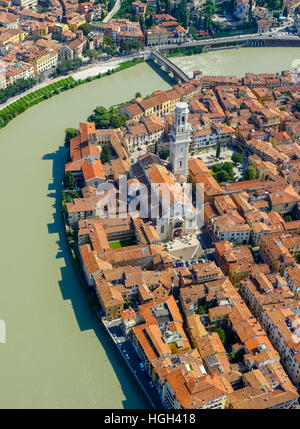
[151,50,190,83]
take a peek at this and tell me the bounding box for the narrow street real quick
[105,320,164,409]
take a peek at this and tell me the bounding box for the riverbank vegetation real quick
[0,77,36,104]
[166,45,204,57]
[88,105,127,129]
[61,190,80,213]
[64,128,78,148]
[0,59,143,130]
[0,77,74,129]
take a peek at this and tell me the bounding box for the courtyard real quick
[109,238,137,248]
[190,145,247,181]
[164,235,204,261]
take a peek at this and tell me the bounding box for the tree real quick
[156,0,161,13]
[101,144,111,163]
[211,163,222,173]
[202,0,218,32]
[223,161,233,177]
[86,49,98,61]
[165,0,171,14]
[232,152,243,164]
[158,149,170,160]
[139,17,145,31]
[63,172,75,190]
[0,77,37,104]
[215,169,229,183]
[196,305,205,315]
[120,40,143,52]
[295,100,300,112]
[215,328,226,345]
[244,165,257,180]
[88,106,111,128]
[64,128,77,147]
[88,105,127,129]
[249,0,253,21]
[54,58,82,76]
[103,35,114,45]
[216,141,221,158]
[110,114,127,128]
[178,0,189,28]
[135,91,142,98]
[78,23,92,36]
[145,12,154,28]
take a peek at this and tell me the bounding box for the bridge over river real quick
[148,35,300,83]
[151,50,190,83]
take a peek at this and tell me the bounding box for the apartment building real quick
[284,265,300,294]
[260,305,300,384]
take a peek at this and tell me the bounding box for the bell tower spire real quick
[169,102,191,178]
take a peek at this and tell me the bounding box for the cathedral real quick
[129,102,199,241]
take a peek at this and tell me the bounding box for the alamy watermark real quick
[94,176,205,230]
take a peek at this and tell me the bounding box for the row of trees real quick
[0,77,36,104]
[166,45,203,57]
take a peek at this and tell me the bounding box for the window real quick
[161,225,164,234]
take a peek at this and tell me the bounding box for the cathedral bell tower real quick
[169,102,191,178]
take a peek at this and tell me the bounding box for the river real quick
[171,47,300,77]
[0,61,172,409]
[0,46,298,409]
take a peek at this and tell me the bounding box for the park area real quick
[191,144,249,182]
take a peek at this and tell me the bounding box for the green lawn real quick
[109,239,136,249]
